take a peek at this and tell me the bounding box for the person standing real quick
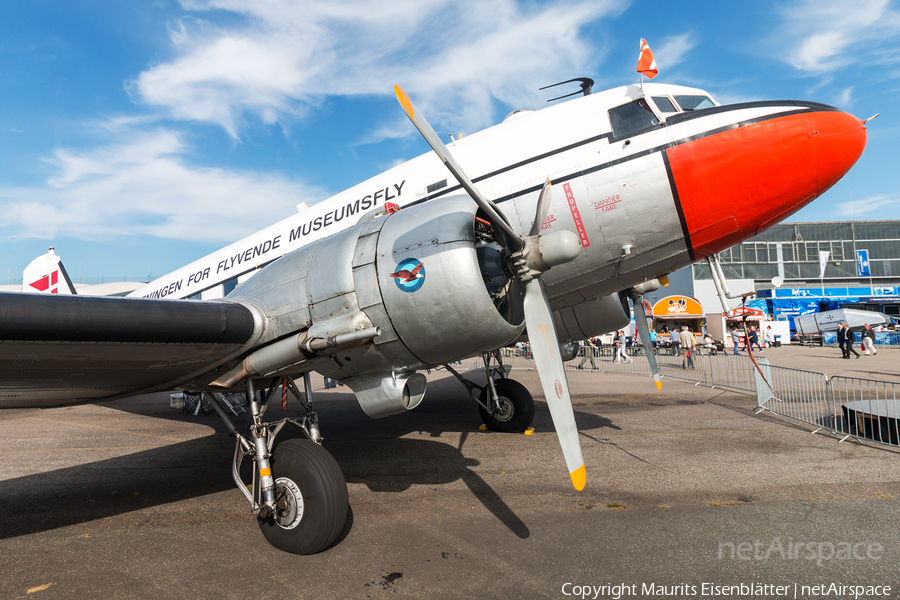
[615,331,632,363]
[730,327,741,355]
[862,324,877,355]
[837,323,847,358]
[842,323,860,359]
[670,328,680,357]
[578,337,598,370]
[680,326,696,369]
[748,326,763,352]
[765,326,776,348]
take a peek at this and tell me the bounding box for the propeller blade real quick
[394,85,525,253]
[630,296,662,390]
[523,278,585,490]
[528,179,553,238]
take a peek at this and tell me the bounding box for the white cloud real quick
[654,33,696,70]
[835,194,899,218]
[2,0,626,246]
[834,86,853,108]
[131,0,624,139]
[774,0,900,74]
[0,129,323,242]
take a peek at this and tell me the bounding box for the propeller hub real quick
[513,231,581,280]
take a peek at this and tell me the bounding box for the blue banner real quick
[857,249,871,277]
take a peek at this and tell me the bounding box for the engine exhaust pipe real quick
[211,327,380,389]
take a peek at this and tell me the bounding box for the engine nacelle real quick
[227,195,524,416]
[552,292,631,342]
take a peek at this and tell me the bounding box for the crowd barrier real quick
[476,346,898,450]
[816,331,900,348]
[829,376,899,446]
[487,346,760,393]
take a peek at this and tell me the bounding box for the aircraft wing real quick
[0,292,258,408]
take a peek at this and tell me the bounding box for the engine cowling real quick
[226,195,524,417]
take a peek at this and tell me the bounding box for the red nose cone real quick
[667,107,866,260]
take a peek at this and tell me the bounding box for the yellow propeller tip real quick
[394,85,414,120]
[570,465,586,491]
[655,381,662,391]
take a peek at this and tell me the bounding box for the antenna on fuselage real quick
[539,78,594,102]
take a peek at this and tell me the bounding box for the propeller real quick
[394,85,586,490]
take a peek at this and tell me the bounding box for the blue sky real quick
[1,0,898,283]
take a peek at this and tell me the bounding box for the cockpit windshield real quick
[651,96,678,113]
[674,95,716,111]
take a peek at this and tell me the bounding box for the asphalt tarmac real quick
[0,345,897,599]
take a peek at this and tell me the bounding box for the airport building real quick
[640,220,900,337]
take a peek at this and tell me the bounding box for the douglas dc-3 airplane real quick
[0,78,867,554]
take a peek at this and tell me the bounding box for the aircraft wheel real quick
[257,439,349,555]
[478,378,534,433]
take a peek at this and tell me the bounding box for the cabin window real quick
[652,96,678,113]
[223,278,239,296]
[427,179,447,194]
[674,95,716,111]
[608,98,659,138]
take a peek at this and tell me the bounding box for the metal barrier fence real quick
[753,361,832,431]
[754,363,900,450]
[830,376,900,447]
[814,331,900,348]
[487,346,760,393]
[485,346,899,450]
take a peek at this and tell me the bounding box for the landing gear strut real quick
[204,373,349,555]
[445,350,535,433]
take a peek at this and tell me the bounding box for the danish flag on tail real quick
[636,38,658,79]
[22,247,77,295]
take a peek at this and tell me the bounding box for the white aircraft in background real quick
[0,247,144,296]
[0,75,868,554]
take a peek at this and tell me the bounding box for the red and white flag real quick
[636,38,658,79]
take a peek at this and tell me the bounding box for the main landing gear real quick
[444,350,535,433]
[203,374,348,555]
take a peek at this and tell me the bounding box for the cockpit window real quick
[608,98,659,138]
[652,96,678,113]
[674,95,715,111]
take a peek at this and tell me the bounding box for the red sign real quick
[563,183,590,248]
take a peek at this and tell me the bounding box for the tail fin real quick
[22,247,77,295]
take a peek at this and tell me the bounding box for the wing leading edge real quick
[0,293,258,408]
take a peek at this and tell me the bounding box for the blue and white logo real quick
[389,258,426,293]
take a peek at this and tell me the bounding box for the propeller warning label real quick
[563,183,591,248]
[389,258,425,293]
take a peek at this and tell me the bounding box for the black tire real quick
[257,439,349,555]
[478,378,534,433]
